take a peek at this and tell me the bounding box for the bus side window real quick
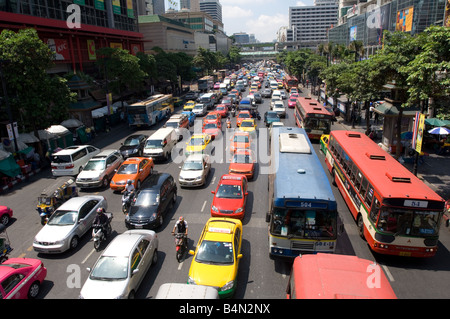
[365,185,374,207]
[360,177,368,198]
[369,198,380,224]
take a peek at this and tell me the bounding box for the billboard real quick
[395,6,414,32]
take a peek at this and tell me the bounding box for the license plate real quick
[399,251,411,257]
[134,225,143,229]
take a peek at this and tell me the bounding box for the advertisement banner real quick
[74,0,85,5]
[45,38,70,61]
[112,0,121,14]
[349,26,357,41]
[445,0,450,27]
[110,42,123,49]
[87,40,97,60]
[95,0,105,10]
[395,6,414,32]
[127,0,134,18]
[412,112,425,153]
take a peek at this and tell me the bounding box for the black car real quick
[125,173,177,229]
[261,88,272,98]
[119,134,148,158]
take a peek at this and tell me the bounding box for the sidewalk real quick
[303,85,450,201]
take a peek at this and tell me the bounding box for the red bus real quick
[283,74,298,92]
[286,254,397,299]
[324,131,446,257]
[294,96,333,140]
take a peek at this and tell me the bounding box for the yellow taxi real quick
[188,217,243,298]
[183,100,196,111]
[238,119,257,133]
[185,134,212,156]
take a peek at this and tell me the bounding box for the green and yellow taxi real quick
[183,100,196,111]
[319,134,329,155]
[188,217,243,298]
[185,134,212,156]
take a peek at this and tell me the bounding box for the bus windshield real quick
[270,208,337,239]
[304,117,330,131]
[375,208,440,237]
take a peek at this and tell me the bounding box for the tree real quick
[0,28,75,139]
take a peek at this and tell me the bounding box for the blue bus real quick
[266,127,339,257]
[127,94,174,127]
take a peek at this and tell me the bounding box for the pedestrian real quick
[85,126,91,141]
[374,111,379,125]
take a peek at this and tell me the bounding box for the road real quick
[2,83,450,300]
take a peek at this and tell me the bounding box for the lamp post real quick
[0,59,19,154]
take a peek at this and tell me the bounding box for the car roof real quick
[141,172,171,189]
[92,149,120,159]
[58,195,104,211]
[185,154,207,162]
[102,230,155,257]
[219,174,245,184]
[122,157,146,164]
[203,218,241,242]
[53,145,93,155]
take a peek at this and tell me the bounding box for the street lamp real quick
[0,59,19,154]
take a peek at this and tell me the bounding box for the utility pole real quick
[0,59,19,155]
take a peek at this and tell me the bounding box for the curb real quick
[0,168,42,193]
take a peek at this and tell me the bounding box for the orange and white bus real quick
[283,74,298,92]
[286,253,397,299]
[324,130,446,257]
[294,97,333,140]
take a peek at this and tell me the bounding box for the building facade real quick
[199,0,222,23]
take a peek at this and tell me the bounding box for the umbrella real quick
[46,125,70,136]
[401,131,413,140]
[61,119,84,129]
[425,118,450,127]
[428,127,450,135]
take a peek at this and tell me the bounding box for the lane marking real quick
[201,200,207,212]
[82,248,96,264]
[178,261,183,270]
[382,265,395,282]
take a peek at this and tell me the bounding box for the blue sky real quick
[165,0,315,43]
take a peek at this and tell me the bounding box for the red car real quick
[0,258,47,299]
[288,96,297,108]
[0,205,13,226]
[215,104,228,118]
[202,121,222,140]
[211,174,248,220]
[229,149,256,180]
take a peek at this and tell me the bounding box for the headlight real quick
[211,205,219,213]
[235,207,243,214]
[187,277,197,285]
[221,280,235,291]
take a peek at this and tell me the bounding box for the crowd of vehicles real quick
[2,62,448,300]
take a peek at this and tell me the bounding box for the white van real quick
[199,93,215,109]
[51,145,100,176]
[143,127,177,161]
[155,283,219,299]
[272,89,282,100]
[270,80,279,90]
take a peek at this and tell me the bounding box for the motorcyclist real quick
[226,117,231,128]
[122,179,135,195]
[93,207,109,235]
[172,216,188,238]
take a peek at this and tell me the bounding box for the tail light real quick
[65,164,74,169]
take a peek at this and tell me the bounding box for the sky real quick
[165,0,316,43]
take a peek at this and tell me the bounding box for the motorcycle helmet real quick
[127,179,132,185]
[97,207,105,214]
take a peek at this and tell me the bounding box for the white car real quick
[192,103,207,116]
[79,229,158,299]
[33,196,107,253]
[272,100,286,118]
[178,154,211,188]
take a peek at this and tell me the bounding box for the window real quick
[130,248,142,274]
[138,239,150,256]
[1,274,24,296]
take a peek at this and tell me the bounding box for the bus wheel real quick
[357,215,365,240]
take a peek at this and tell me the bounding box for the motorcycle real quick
[226,119,231,128]
[173,232,187,262]
[92,213,113,251]
[122,191,135,214]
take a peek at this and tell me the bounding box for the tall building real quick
[289,0,339,45]
[199,0,222,23]
[136,0,165,15]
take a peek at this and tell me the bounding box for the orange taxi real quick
[229,149,256,180]
[202,111,221,126]
[236,111,252,127]
[229,131,252,154]
[110,157,154,191]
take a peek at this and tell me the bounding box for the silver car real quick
[79,229,158,299]
[33,195,107,253]
[76,149,123,189]
[178,154,211,188]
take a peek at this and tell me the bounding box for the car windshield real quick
[123,137,140,146]
[189,138,205,146]
[117,163,138,175]
[240,121,254,127]
[233,135,249,143]
[204,123,218,129]
[216,184,242,198]
[165,122,178,128]
[238,113,250,119]
[205,114,217,120]
[183,161,203,171]
[195,240,234,264]
[233,154,252,163]
[134,191,159,206]
[51,154,71,164]
[90,256,129,281]
[47,210,78,225]
[145,139,163,149]
[267,112,278,119]
[83,160,105,171]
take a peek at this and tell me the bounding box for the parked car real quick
[119,134,148,158]
[0,258,47,299]
[79,229,158,299]
[110,157,154,191]
[178,154,211,188]
[125,173,177,229]
[33,195,107,253]
[188,217,243,299]
[76,149,123,189]
[0,205,13,226]
[51,145,100,176]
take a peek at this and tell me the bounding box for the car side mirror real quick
[132,269,139,276]
[189,250,195,256]
[211,190,215,194]
[237,254,243,259]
